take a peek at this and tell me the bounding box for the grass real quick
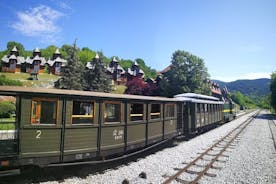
[0,118,15,130]
[0,72,59,88]
[112,85,127,94]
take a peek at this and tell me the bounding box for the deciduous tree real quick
[270,72,276,111]
[160,50,210,97]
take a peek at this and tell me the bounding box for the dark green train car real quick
[223,101,237,122]
[175,93,224,135]
[0,86,177,175]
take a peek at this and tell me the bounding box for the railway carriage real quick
[0,86,237,176]
[175,93,224,135]
[0,86,178,175]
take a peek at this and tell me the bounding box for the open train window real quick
[31,98,57,125]
[104,102,121,123]
[72,100,94,124]
[150,104,161,119]
[130,103,144,121]
[204,104,208,112]
[196,104,200,113]
[165,104,175,118]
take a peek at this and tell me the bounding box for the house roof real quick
[47,56,67,67]
[26,56,46,65]
[11,46,18,52]
[1,55,25,64]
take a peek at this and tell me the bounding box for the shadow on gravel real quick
[254,114,275,120]
[0,140,177,184]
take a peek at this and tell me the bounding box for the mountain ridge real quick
[212,78,271,97]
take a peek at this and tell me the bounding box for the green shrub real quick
[0,74,23,86]
[0,101,16,118]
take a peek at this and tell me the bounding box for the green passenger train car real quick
[0,86,178,175]
[175,93,224,135]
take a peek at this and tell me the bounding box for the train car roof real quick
[175,96,224,104]
[174,93,220,101]
[0,86,178,102]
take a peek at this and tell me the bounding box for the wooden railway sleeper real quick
[186,170,217,177]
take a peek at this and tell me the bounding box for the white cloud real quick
[11,5,64,43]
[213,72,271,82]
[239,72,271,80]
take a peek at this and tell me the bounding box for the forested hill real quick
[213,78,271,97]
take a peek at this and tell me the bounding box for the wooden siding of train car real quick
[62,100,99,162]
[164,104,177,139]
[19,96,62,165]
[100,101,125,156]
[147,103,163,145]
[126,103,146,151]
[189,103,196,133]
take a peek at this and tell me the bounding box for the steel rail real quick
[163,110,259,184]
[268,117,276,151]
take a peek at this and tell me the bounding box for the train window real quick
[72,100,94,124]
[104,102,120,123]
[165,104,175,117]
[196,104,200,113]
[204,104,208,112]
[130,103,144,121]
[150,104,161,119]
[31,98,57,125]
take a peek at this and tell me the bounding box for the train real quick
[0,86,237,176]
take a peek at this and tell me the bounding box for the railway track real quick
[162,110,260,184]
[268,116,276,151]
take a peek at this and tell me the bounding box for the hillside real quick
[213,78,271,97]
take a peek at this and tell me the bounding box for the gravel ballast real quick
[41,111,275,184]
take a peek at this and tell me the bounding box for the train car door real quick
[19,96,62,165]
[126,102,146,151]
[100,100,125,156]
[62,98,99,162]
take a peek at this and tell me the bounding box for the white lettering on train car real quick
[113,129,124,140]
[36,130,41,139]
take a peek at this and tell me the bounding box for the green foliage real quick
[0,101,15,118]
[257,95,270,109]
[160,50,210,97]
[230,91,256,109]
[120,59,133,69]
[83,55,112,92]
[41,45,57,59]
[0,74,23,86]
[55,42,84,90]
[79,47,96,65]
[135,58,157,79]
[270,72,276,111]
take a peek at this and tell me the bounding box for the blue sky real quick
[0,0,275,82]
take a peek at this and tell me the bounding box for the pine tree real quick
[83,54,112,92]
[55,41,84,90]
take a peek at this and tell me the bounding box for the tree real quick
[125,77,146,95]
[160,50,210,97]
[270,72,276,111]
[230,91,256,109]
[0,101,16,118]
[135,58,157,79]
[124,77,158,96]
[41,45,57,59]
[83,54,112,92]
[79,47,96,65]
[55,42,84,90]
